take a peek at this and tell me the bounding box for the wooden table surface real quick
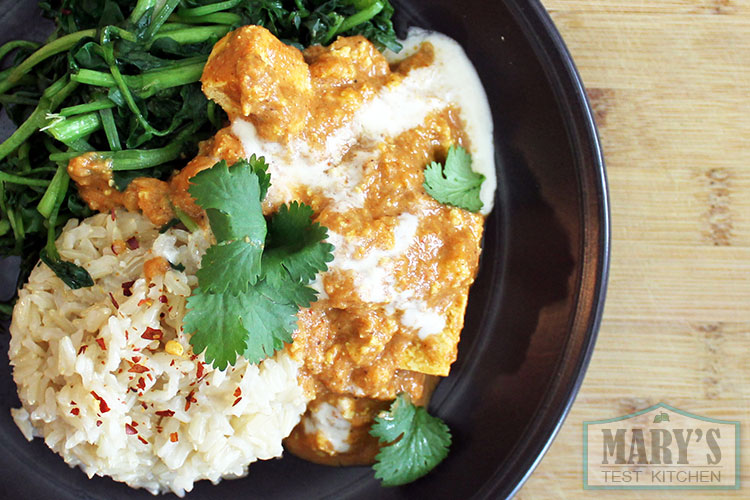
[518,1,750,498]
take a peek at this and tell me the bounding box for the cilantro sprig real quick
[423,145,485,213]
[370,394,452,487]
[183,158,333,370]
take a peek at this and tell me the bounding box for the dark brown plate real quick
[0,0,608,498]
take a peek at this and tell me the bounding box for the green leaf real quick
[188,159,268,243]
[39,249,94,290]
[196,239,263,294]
[423,145,484,213]
[263,201,335,285]
[184,281,298,369]
[184,160,334,369]
[183,288,248,371]
[370,394,452,487]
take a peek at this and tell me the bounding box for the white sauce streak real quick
[303,402,352,453]
[385,28,497,215]
[231,30,496,340]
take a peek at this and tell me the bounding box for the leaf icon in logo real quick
[653,412,670,423]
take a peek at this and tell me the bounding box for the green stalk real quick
[0,40,40,60]
[174,206,199,232]
[47,112,102,144]
[44,171,70,259]
[157,22,193,32]
[66,138,94,152]
[323,14,345,44]
[74,60,206,99]
[169,12,242,25]
[36,164,68,218]
[0,94,41,106]
[6,207,24,242]
[0,79,79,162]
[0,219,9,237]
[130,0,157,24]
[151,25,231,46]
[100,108,121,151]
[48,151,82,163]
[143,0,182,41]
[0,30,96,95]
[0,171,51,186]
[328,1,385,41]
[176,0,243,17]
[59,99,116,117]
[108,139,185,170]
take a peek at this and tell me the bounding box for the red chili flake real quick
[146,373,153,381]
[156,426,163,433]
[109,292,119,309]
[196,363,205,379]
[70,401,76,405]
[159,295,168,304]
[77,345,88,355]
[90,391,110,413]
[168,306,173,313]
[137,377,146,390]
[233,387,242,397]
[122,280,135,297]
[232,397,242,407]
[184,390,197,411]
[205,381,210,386]
[138,436,148,445]
[128,364,149,373]
[95,338,106,350]
[169,360,175,367]
[131,421,138,427]
[125,423,137,435]
[111,244,119,256]
[126,236,139,250]
[141,328,162,340]
[132,356,141,363]
[70,408,80,416]
[140,402,148,410]
[96,420,103,427]
[110,208,116,221]
[137,299,148,306]
[170,432,179,443]
[155,410,175,418]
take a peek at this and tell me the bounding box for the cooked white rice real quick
[8,210,309,496]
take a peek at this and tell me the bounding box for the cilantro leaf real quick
[370,394,452,487]
[240,281,300,364]
[423,145,485,213]
[183,288,249,371]
[188,158,269,243]
[183,159,334,369]
[263,201,335,286]
[196,240,263,294]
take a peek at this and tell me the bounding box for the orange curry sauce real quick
[67,26,485,465]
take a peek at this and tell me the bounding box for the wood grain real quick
[519,1,750,497]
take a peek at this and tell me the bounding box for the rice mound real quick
[8,210,309,496]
